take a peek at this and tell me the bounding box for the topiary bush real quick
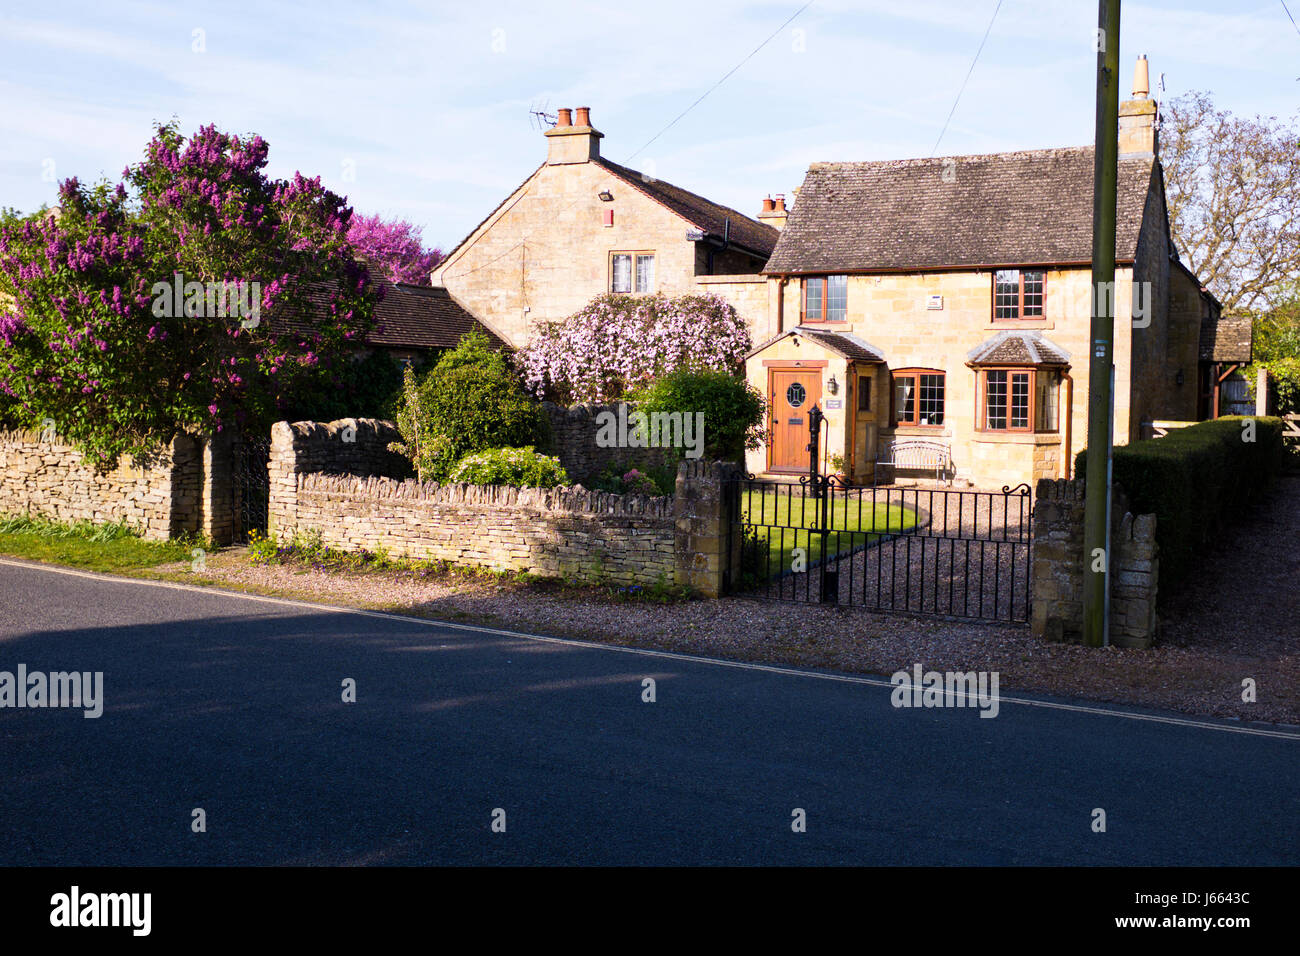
[1075,416,1286,595]
[448,446,569,488]
[627,369,767,463]
[390,330,549,480]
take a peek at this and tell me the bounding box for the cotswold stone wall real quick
[268,418,738,595]
[0,428,203,540]
[541,402,669,484]
[1031,478,1159,648]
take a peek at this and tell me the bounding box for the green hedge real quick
[448,446,569,489]
[1075,416,1285,594]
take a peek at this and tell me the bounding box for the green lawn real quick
[740,487,918,581]
[0,514,198,573]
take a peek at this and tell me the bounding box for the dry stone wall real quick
[1032,478,1159,648]
[541,402,670,484]
[269,418,737,595]
[0,428,203,539]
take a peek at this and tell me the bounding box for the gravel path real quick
[149,477,1299,725]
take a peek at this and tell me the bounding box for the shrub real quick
[627,369,767,462]
[390,330,549,480]
[449,446,569,488]
[1075,416,1286,595]
[592,462,674,497]
[521,293,751,403]
[279,350,407,424]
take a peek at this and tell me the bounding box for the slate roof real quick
[1199,313,1252,363]
[281,277,507,352]
[765,146,1155,274]
[745,327,886,363]
[967,331,1071,367]
[598,158,780,260]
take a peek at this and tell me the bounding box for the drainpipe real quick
[775,276,788,335]
[1061,371,1074,479]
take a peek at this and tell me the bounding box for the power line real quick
[626,1,816,162]
[930,0,1004,156]
[1282,0,1300,38]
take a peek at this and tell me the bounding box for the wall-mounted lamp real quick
[597,189,614,202]
[827,374,838,395]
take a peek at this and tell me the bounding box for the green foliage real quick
[279,350,408,423]
[627,369,767,462]
[448,446,569,488]
[389,330,549,481]
[1075,416,1286,595]
[0,513,139,541]
[1246,304,1300,414]
[0,512,199,571]
[592,462,675,497]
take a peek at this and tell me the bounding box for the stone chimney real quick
[1118,55,1158,160]
[545,105,603,165]
[758,193,789,230]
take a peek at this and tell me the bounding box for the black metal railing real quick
[730,476,1032,623]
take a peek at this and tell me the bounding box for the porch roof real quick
[745,326,886,363]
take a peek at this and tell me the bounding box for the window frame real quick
[610,251,655,293]
[801,274,848,323]
[992,268,1046,323]
[890,367,946,428]
[857,374,872,413]
[976,366,1061,433]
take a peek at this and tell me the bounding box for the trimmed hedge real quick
[1075,416,1286,595]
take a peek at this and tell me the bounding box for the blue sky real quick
[1,0,1296,252]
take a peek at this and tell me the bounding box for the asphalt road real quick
[0,558,1296,866]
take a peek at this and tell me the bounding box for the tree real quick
[0,122,377,469]
[520,293,752,404]
[1247,291,1300,414]
[346,213,442,285]
[1161,91,1300,313]
[389,330,548,481]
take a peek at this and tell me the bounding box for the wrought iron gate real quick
[231,435,271,544]
[728,476,1032,622]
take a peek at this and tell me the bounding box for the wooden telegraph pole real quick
[1083,0,1121,647]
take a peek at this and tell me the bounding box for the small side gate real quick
[231,434,271,544]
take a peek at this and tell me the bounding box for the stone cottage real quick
[744,56,1224,488]
[432,107,780,347]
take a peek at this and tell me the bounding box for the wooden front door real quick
[769,369,822,472]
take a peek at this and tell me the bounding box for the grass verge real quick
[0,513,201,573]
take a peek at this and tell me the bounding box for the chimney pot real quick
[575,106,591,127]
[1132,54,1149,99]
[556,108,572,127]
[774,194,787,213]
[761,196,775,213]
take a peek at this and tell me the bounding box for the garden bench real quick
[874,438,952,485]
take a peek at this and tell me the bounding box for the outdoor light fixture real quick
[827,375,838,395]
[598,189,613,201]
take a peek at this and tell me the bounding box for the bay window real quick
[977,367,1061,432]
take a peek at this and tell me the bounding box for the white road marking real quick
[2,556,1298,741]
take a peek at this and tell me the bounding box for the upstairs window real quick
[611,252,654,293]
[993,269,1045,321]
[802,275,848,322]
[892,369,945,427]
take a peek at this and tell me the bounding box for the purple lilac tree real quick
[345,213,442,285]
[0,122,377,468]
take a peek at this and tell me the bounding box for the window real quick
[857,375,872,412]
[978,367,1060,432]
[803,275,848,322]
[993,269,1045,321]
[611,252,655,293]
[892,369,945,427]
